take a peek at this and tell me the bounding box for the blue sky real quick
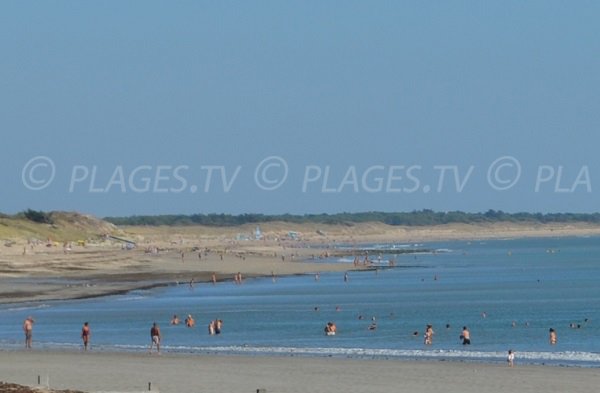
[2,1,599,216]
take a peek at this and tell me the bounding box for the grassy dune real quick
[0,212,118,243]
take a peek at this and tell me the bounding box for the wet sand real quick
[1,350,599,393]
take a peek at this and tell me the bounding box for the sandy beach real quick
[3,219,600,305]
[1,350,599,393]
[2,220,600,391]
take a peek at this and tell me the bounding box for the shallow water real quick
[1,237,599,366]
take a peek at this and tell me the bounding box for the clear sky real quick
[2,1,599,216]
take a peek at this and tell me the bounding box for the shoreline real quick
[1,350,599,393]
[2,344,598,369]
[2,223,600,306]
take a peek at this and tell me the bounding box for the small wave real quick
[114,296,146,302]
[158,345,600,366]
[2,304,51,312]
[2,341,597,367]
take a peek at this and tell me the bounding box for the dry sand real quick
[1,350,599,393]
[2,221,600,304]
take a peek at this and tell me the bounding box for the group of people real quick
[234,272,243,285]
[21,313,226,354]
[171,314,224,335]
[324,322,337,335]
[18,313,562,361]
[208,319,223,335]
[22,317,91,351]
[170,314,197,327]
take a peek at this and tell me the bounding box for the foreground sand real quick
[1,350,598,393]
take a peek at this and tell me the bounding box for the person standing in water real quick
[549,328,557,345]
[149,322,161,354]
[23,316,34,349]
[460,326,471,345]
[81,322,91,351]
[424,324,434,345]
[507,349,515,367]
[185,314,195,327]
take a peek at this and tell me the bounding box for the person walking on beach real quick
[507,349,515,367]
[549,328,557,345]
[424,324,434,345]
[460,326,471,345]
[149,322,161,354]
[23,316,34,349]
[81,322,91,351]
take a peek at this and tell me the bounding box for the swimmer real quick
[549,328,557,345]
[324,322,337,335]
[171,314,180,325]
[460,326,471,345]
[424,324,434,345]
[185,314,195,328]
[215,319,223,334]
[208,320,215,335]
[368,319,377,331]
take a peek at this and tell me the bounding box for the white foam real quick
[174,345,600,365]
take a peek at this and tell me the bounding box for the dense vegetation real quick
[21,209,54,224]
[103,210,600,227]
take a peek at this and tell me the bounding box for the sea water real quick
[1,237,599,367]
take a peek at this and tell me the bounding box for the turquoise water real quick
[1,237,599,366]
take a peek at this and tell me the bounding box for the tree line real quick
[101,210,600,227]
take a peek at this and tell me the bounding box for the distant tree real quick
[102,210,600,227]
[22,209,53,224]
